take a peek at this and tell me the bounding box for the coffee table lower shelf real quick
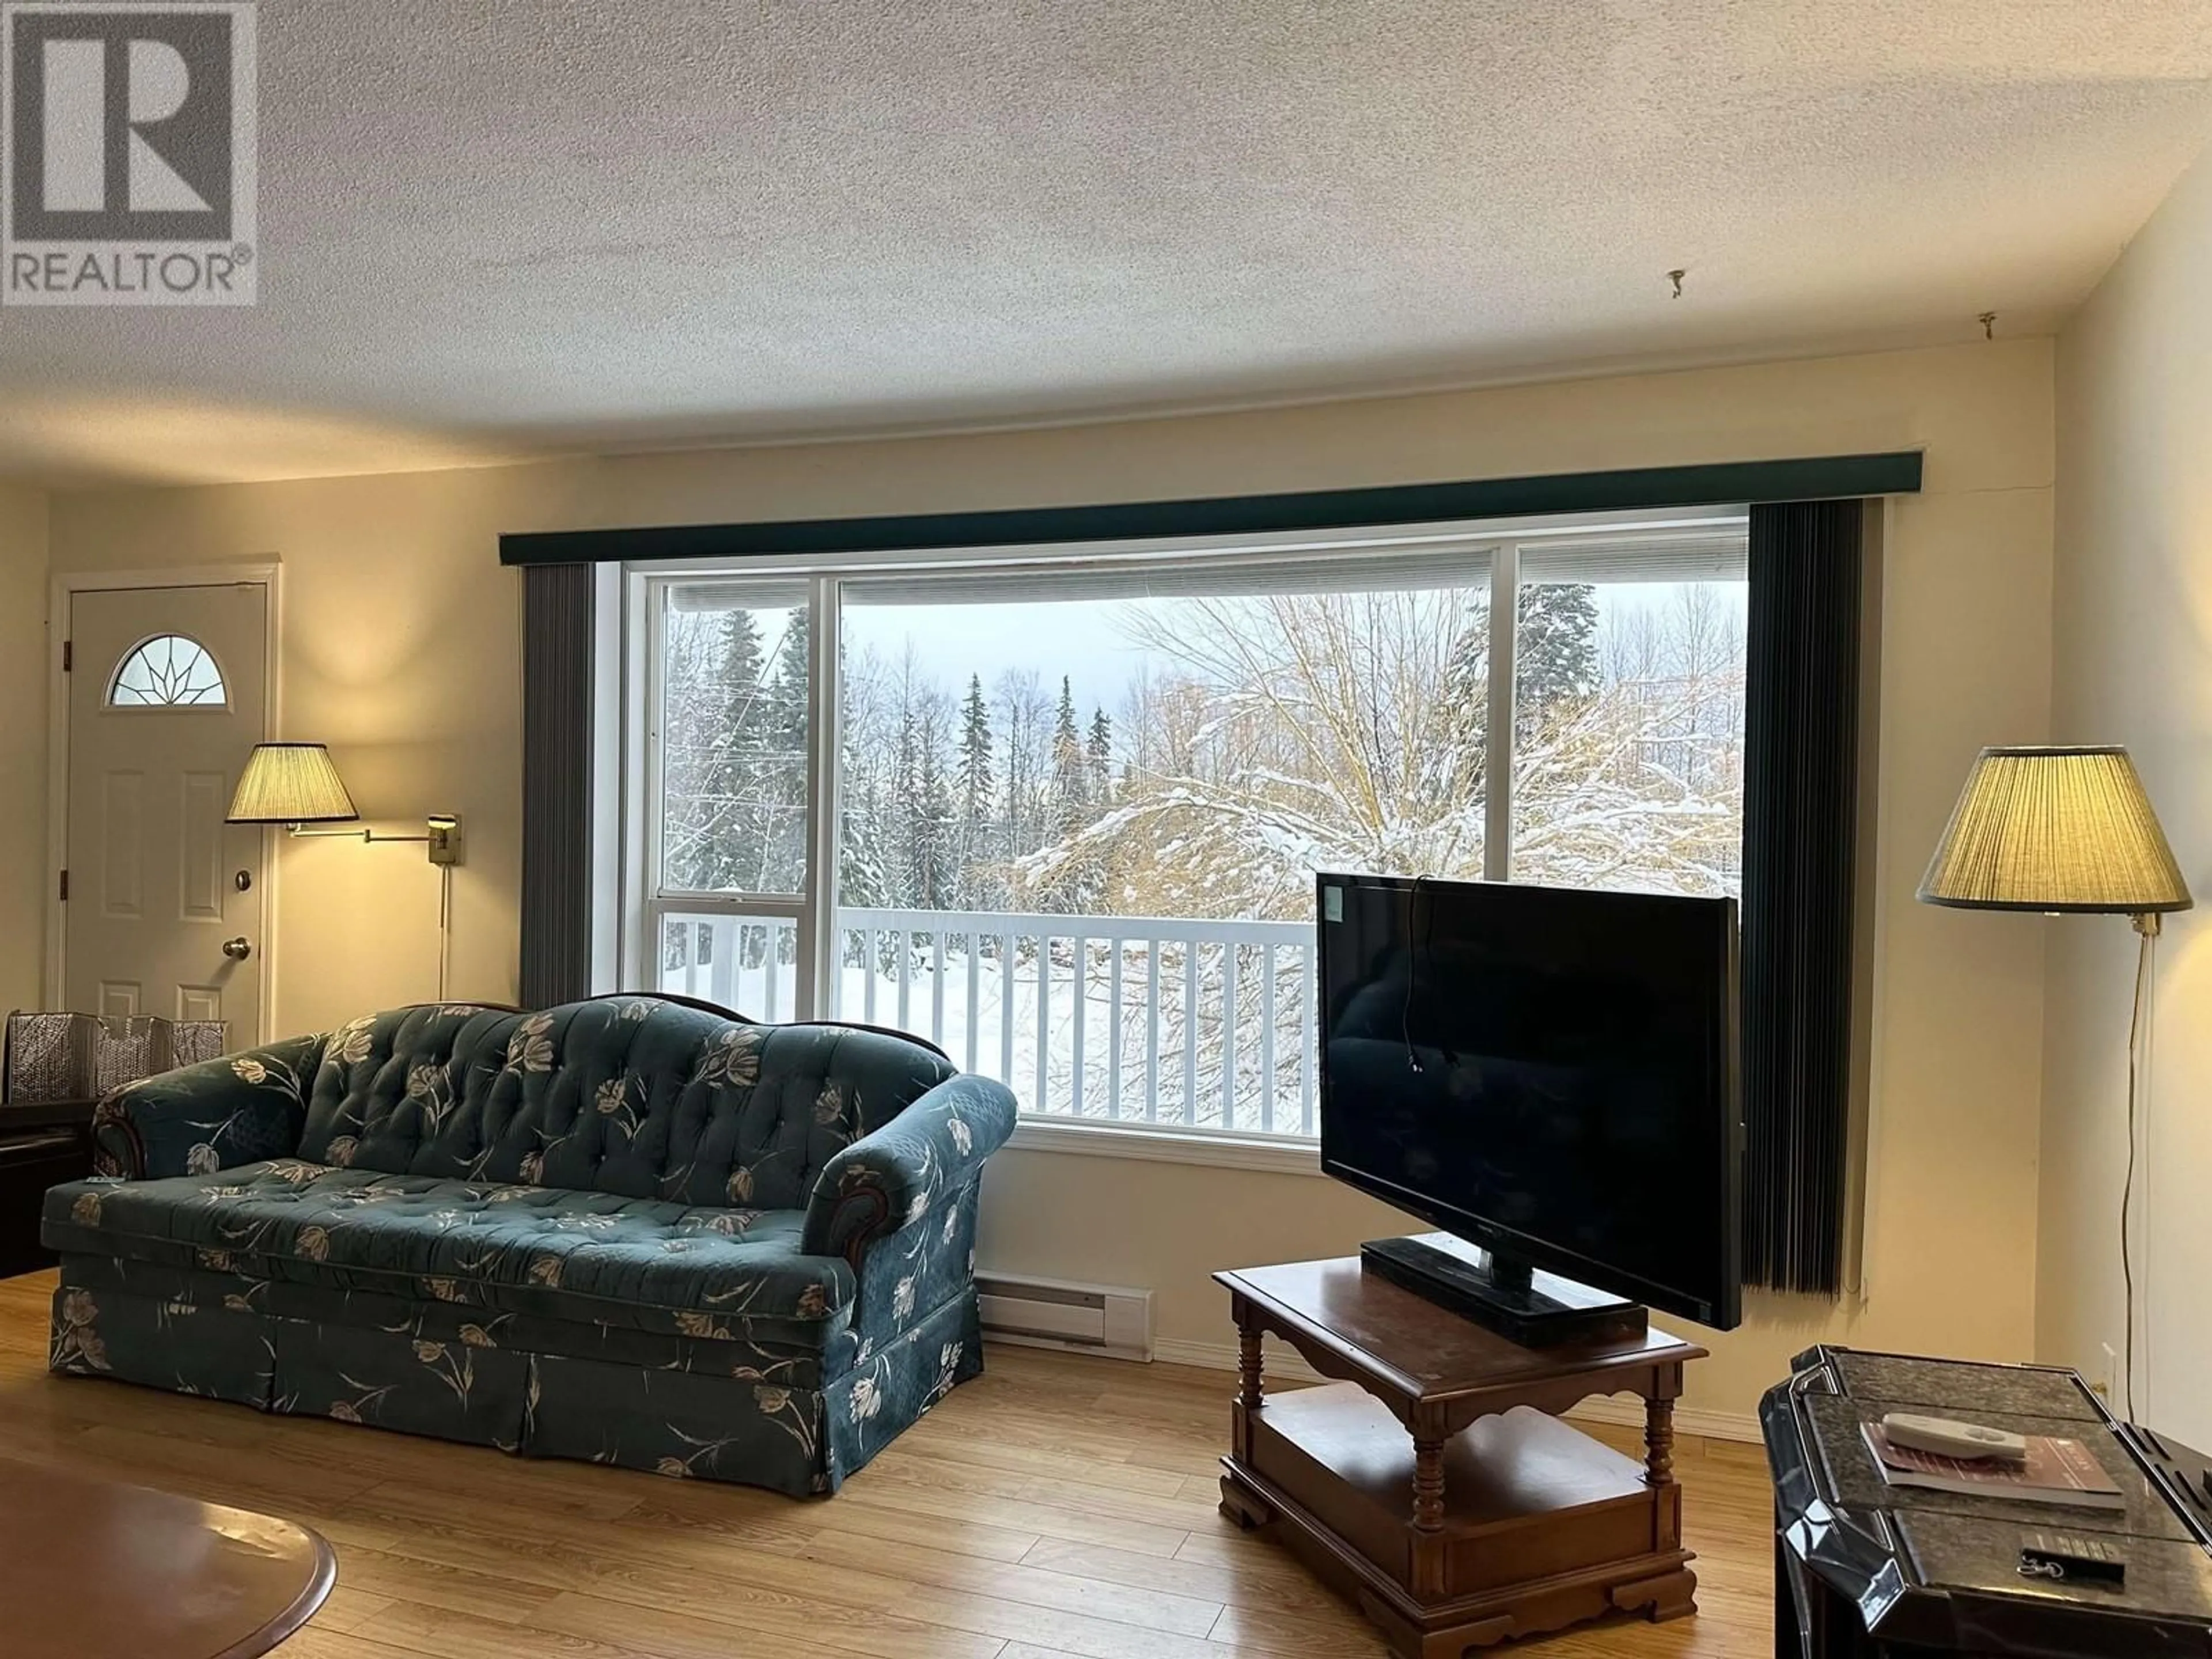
[1219,1384,1696,1659]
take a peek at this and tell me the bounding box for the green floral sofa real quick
[41,995,1017,1495]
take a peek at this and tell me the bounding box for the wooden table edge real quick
[210,1527,338,1659]
[1215,1263,1710,1408]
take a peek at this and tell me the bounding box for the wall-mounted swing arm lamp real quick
[225,742,467,996]
[287,810,465,865]
[1919,745,2190,1425]
[224,743,464,865]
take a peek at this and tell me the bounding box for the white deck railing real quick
[658,907,1318,1137]
[659,914,800,1022]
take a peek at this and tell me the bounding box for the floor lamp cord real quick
[2122,924,2154,1425]
[442,862,460,1009]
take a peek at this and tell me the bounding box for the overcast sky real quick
[836,582,1748,725]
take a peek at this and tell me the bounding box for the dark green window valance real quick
[499,452,1921,566]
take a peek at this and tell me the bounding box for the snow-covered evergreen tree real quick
[662,604,770,892]
[912,702,957,908]
[1050,676,1087,831]
[835,642,894,914]
[956,674,995,902]
[1086,707,1113,802]
[1514,582,1600,732]
[757,619,810,895]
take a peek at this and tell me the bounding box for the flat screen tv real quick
[1317,872,1742,1333]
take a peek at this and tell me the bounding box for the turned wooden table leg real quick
[1237,1325,1265,1414]
[1227,1300,1266,1467]
[1412,1437,1446,1532]
[1644,1395,1676,1487]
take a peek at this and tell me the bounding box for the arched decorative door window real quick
[107,634,229,707]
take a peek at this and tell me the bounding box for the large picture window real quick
[629,514,1747,1146]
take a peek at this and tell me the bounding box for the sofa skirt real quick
[47,1262,980,1497]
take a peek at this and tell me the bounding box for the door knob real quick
[221,937,253,961]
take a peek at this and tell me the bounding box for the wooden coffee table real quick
[0,1455,335,1658]
[1217,1256,1707,1657]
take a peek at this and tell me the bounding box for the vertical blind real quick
[520,563,595,1009]
[1740,499,1864,1294]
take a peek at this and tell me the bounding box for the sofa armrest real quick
[801,1074,1018,1263]
[91,1031,324,1180]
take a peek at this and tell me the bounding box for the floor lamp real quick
[1918,745,2191,1422]
[226,742,466,1000]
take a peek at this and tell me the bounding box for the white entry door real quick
[63,583,270,1047]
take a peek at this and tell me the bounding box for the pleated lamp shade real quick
[1919,746,2191,915]
[226,743,359,825]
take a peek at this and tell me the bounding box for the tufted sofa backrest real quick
[296,998,957,1209]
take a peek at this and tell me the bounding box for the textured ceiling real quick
[4,1,2212,488]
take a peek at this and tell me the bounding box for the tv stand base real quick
[1360,1233,1649,1349]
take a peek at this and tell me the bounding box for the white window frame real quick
[627,571,831,1021]
[615,508,1748,1172]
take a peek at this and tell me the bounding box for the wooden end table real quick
[1216,1256,1707,1658]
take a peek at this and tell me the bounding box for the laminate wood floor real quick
[0,1272,1777,1657]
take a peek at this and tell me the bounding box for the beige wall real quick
[2047,142,2212,1445]
[42,337,2057,1421]
[0,484,50,1015]
[46,469,550,1033]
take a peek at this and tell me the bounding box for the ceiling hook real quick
[1667,269,1685,301]
[1979,311,1997,341]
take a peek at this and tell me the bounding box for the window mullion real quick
[1485,541,1520,881]
[626,576,671,987]
[801,575,843,1020]
[639,893,671,992]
